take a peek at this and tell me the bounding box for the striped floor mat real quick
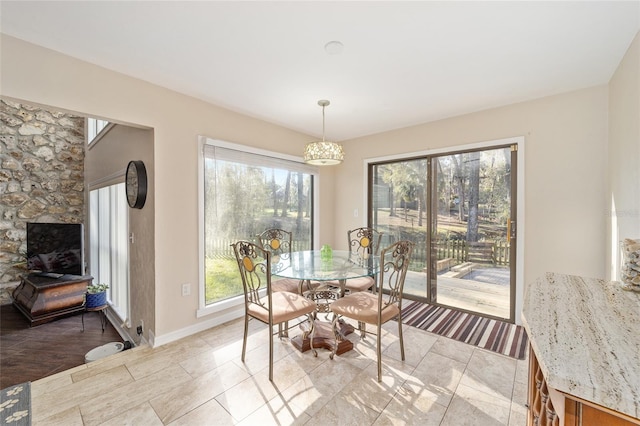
[402,301,528,359]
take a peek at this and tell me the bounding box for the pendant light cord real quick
[322,105,326,142]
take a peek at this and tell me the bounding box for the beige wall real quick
[337,87,609,295]
[2,30,636,342]
[85,124,155,341]
[0,34,336,341]
[607,32,640,280]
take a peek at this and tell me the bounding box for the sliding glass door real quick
[370,144,517,322]
[370,157,429,297]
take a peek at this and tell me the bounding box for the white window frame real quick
[89,182,130,326]
[86,117,113,146]
[196,135,320,319]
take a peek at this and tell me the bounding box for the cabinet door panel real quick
[581,404,638,426]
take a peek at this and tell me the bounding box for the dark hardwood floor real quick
[1,302,124,389]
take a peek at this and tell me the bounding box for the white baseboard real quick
[151,306,244,348]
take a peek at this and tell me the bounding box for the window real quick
[89,183,130,324]
[87,118,110,145]
[200,139,317,309]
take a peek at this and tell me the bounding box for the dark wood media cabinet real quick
[12,273,93,326]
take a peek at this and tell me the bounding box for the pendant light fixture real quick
[303,100,344,165]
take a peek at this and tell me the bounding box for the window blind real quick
[203,144,317,175]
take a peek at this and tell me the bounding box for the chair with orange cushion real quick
[231,240,317,382]
[329,240,414,382]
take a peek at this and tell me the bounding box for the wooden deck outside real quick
[402,269,510,319]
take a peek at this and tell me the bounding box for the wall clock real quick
[125,160,147,209]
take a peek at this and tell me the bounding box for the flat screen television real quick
[26,222,84,276]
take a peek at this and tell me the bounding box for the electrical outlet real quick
[182,283,191,296]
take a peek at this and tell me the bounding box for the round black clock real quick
[125,160,147,209]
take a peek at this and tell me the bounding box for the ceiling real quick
[1,1,639,141]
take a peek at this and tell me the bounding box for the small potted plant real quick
[86,283,109,308]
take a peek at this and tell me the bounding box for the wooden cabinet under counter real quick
[528,345,638,426]
[522,273,640,426]
[528,347,560,426]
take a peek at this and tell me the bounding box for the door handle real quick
[507,219,516,240]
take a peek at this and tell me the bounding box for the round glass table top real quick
[272,250,379,282]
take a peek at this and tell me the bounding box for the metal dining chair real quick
[323,227,384,337]
[328,240,414,382]
[231,240,317,382]
[256,228,320,336]
[256,228,303,294]
[346,227,384,292]
[329,227,384,294]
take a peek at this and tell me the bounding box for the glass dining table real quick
[272,249,380,355]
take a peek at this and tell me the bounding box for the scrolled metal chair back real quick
[347,227,383,259]
[231,240,271,309]
[378,240,414,310]
[257,228,293,262]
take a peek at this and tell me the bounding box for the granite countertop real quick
[521,272,640,419]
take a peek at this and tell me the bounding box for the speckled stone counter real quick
[522,272,640,420]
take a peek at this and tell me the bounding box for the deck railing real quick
[207,238,308,259]
[434,239,510,265]
[207,237,510,266]
[414,239,510,266]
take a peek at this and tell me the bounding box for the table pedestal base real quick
[291,319,354,355]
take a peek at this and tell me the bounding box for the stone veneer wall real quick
[0,98,86,304]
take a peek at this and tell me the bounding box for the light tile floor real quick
[31,316,529,425]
